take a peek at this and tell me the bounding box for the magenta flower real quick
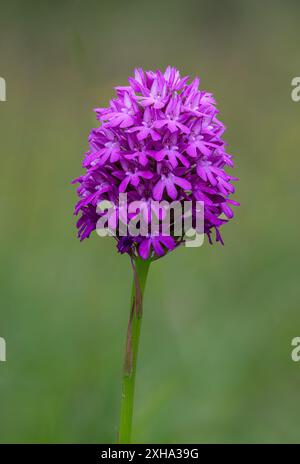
[154,95,190,134]
[153,164,192,201]
[138,235,176,260]
[128,107,161,141]
[72,67,239,444]
[73,66,238,260]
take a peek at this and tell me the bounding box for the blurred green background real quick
[1,0,300,444]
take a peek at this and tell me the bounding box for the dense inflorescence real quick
[73,67,238,259]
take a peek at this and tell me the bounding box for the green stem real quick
[118,256,151,444]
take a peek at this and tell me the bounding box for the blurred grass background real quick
[0,0,300,443]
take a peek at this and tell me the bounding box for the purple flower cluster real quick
[73,67,238,259]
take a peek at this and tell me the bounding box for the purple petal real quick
[139,239,151,259]
[153,180,165,200]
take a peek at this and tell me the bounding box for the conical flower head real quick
[73,67,238,259]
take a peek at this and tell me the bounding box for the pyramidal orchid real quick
[72,67,238,443]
